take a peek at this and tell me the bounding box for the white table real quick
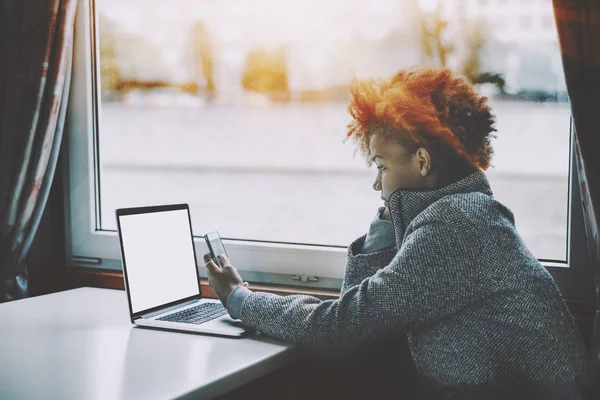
[0,287,297,399]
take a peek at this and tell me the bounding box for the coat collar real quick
[387,170,493,244]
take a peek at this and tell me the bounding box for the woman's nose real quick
[373,180,381,191]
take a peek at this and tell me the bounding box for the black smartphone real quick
[204,231,228,267]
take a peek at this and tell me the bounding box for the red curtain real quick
[0,0,77,301]
[553,0,600,377]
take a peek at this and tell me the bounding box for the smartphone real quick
[204,231,228,267]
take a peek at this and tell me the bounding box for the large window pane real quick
[97,0,569,260]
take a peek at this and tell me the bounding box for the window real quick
[65,0,592,299]
[519,15,533,30]
[494,16,509,31]
[543,15,555,31]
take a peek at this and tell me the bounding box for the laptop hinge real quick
[138,298,199,319]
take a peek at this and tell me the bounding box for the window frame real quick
[64,0,594,300]
[64,0,348,291]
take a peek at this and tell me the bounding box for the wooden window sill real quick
[51,267,340,300]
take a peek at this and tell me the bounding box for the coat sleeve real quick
[341,207,397,295]
[340,235,398,295]
[239,216,482,355]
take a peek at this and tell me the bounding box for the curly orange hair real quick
[346,68,496,170]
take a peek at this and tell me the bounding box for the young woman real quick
[204,68,592,399]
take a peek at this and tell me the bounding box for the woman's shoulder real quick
[414,191,513,229]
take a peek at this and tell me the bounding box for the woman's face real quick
[369,133,433,205]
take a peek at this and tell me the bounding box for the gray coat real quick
[236,171,592,398]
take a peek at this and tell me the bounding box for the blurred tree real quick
[461,22,485,82]
[192,22,215,100]
[419,8,453,68]
[471,72,506,93]
[241,47,290,101]
[98,15,122,101]
[461,22,506,94]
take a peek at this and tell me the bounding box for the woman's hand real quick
[203,253,249,308]
[381,206,391,221]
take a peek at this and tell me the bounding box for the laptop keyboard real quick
[157,302,227,325]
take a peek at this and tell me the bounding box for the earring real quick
[421,170,426,176]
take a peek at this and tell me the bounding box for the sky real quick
[99,0,413,46]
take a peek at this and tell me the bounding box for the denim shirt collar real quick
[387,170,493,245]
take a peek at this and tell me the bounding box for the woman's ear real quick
[416,147,432,176]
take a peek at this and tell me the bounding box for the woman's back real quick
[401,181,591,399]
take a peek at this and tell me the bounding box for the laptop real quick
[115,203,248,337]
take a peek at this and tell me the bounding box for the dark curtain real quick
[0,0,77,302]
[553,0,600,384]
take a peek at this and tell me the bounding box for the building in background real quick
[439,0,566,96]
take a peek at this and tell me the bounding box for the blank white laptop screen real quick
[118,209,200,314]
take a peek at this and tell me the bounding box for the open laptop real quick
[115,203,248,337]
